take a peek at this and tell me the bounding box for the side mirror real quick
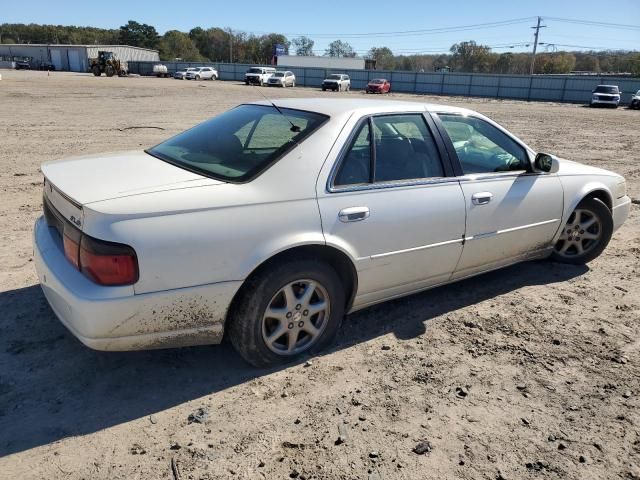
[534,153,560,173]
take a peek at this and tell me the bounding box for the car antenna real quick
[251,82,301,133]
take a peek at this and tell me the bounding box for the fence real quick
[128,61,640,105]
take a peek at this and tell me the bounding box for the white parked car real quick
[174,67,198,80]
[322,74,350,92]
[33,99,631,366]
[590,85,621,108]
[245,67,276,86]
[268,71,296,87]
[186,67,218,80]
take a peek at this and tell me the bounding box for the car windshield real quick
[370,79,384,84]
[147,105,328,182]
[248,68,263,74]
[273,72,285,77]
[328,75,342,80]
[594,86,618,94]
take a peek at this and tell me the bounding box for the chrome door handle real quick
[471,192,493,205]
[339,207,370,223]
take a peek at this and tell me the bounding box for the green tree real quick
[158,30,204,61]
[118,20,159,49]
[325,40,356,58]
[367,46,395,70]
[291,36,314,56]
[450,41,496,73]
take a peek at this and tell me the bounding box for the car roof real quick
[596,84,618,87]
[249,98,473,117]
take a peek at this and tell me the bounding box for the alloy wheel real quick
[261,279,330,356]
[554,208,602,258]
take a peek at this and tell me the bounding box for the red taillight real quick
[79,235,139,286]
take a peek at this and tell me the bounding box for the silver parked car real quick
[33,99,630,366]
[174,68,198,80]
[322,74,350,92]
[268,71,296,87]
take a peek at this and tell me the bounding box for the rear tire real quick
[105,66,115,77]
[92,66,101,77]
[550,197,613,265]
[228,260,345,367]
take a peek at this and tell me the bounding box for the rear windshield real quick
[594,86,618,94]
[147,105,328,182]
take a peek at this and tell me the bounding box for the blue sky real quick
[3,0,639,54]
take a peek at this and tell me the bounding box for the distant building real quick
[0,44,159,72]
[276,55,365,70]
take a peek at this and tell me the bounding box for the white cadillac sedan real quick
[33,99,631,366]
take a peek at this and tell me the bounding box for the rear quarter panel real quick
[82,116,349,295]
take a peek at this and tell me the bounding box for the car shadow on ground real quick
[0,260,587,457]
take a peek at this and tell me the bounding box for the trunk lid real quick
[41,150,222,205]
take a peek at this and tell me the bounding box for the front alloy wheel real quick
[551,198,613,264]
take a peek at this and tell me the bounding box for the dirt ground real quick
[0,70,638,480]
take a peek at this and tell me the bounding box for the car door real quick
[433,113,564,279]
[317,113,466,308]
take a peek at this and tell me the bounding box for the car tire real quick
[322,87,326,91]
[92,66,101,77]
[195,75,201,80]
[550,197,613,265]
[228,259,345,367]
[292,81,295,87]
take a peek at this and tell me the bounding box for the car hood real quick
[41,150,222,205]
[323,79,339,83]
[556,157,622,179]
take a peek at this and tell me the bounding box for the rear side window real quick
[334,114,444,187]
[334,122,371,186]
[373,115,444,181]
[148,104,327,182]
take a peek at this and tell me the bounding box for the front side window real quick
[438,114,528,174]
[334,114,444,187]
[148,105,327,182]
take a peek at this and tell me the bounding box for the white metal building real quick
[0,44,159,72]
[276,55,365,70]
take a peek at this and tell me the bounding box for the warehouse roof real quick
[0,44,158,52]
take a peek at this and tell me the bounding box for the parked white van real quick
[245,67,276,86]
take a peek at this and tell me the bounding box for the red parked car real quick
[366,78,391,94]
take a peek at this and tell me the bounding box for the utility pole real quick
[530,16,547,75]
[227,28,233,63]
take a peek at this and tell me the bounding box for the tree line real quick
[1,22,638,75]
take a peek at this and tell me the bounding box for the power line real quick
[546,17,640,31]
[254,17,537,39]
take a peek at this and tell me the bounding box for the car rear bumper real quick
[33,216,241,351]
[613,196,631,232]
